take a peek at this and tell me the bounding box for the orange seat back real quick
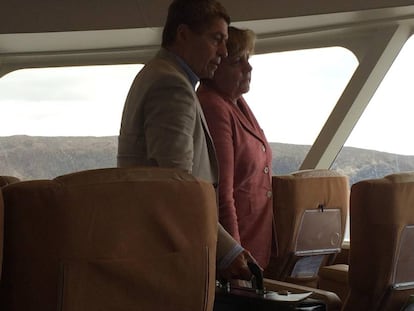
[0,167,217,311]
[265,169,349,288]
[343,172,414,311]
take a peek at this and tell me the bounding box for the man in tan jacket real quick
[118,0,253,280]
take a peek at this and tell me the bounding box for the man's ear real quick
[176,24,191,42]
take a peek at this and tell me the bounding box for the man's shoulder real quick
[146,49,182,73]
[141,53,189,86]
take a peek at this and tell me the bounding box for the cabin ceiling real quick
[2,0,414,33]
[1,0,414,70]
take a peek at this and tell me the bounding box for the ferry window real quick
[332,35,414,185]
[0,64,142,180]
[244,47,358,174]
[0,47,358,181]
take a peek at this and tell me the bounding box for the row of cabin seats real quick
[318,172,414,311]
[0,168,344,311]
[0,167,219,311]
[5,167,413,310]
[267,170,414,310]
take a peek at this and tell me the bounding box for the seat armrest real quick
[264,278,342,311]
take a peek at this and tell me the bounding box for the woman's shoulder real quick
[197,85,233,112]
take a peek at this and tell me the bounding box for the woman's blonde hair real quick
[226,26,256,57]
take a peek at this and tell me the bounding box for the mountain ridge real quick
[1,135,413,184]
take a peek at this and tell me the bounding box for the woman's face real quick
[212,49,252,100]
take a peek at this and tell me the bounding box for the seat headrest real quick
[53,166,198,186]
[290,169,345,178]
[0,176,20,187]
[385,171,414,183]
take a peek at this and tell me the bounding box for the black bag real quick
[213,263,326,311]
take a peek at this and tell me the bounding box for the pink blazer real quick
[197,84,275,268]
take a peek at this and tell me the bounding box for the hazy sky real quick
[1,37,414,155]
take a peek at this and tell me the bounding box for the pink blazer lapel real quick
[232,97,267,144]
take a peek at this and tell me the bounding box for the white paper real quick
[264,291,313,302]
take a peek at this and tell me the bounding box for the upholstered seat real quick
[0,175,19,282]
[265,169,349,288]
[0,167,218,311]
[342,172,414,311]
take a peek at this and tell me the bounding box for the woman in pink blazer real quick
[197,27,275,269]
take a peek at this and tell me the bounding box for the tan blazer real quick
[118,48,238,262]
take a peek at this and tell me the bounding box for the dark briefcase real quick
[213,263,326,311]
